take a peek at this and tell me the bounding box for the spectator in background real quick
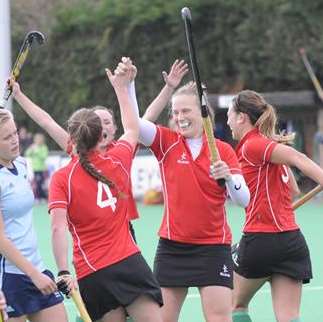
[25,133,49,202]
[18,125,33,155]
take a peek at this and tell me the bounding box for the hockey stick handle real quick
[299,48,323,101]
[181,7,204,112]
[70,289,92,322]
[1,31,45,108]
[292,184,323,210]
[181,7,225,186]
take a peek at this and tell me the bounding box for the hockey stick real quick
[70,289,92,322]
[299,48,323,102]
[181,7,225,186]
[292,184,323,210]
[0,30,45,108]
[57,278,92,322]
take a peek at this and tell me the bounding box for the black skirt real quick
[154,238,233,289]
[233,229,312,283]
[79,253,163,321]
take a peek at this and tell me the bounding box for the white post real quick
[0,0,11,110]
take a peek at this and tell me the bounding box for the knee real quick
[204,306,231,322]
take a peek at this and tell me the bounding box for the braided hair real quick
[232,90,295,144]
[67,108,115,189]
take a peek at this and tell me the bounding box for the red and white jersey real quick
[150,126,242,245]
[235,128,298,233]
[49,140,139,279]
[106,141,139,220]
[66,140,139,221]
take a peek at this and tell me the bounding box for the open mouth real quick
[178,121,191,130]
[11,145,19,153]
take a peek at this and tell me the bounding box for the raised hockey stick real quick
[181,7,225,186]
[299,48,323,102]
[0,31,45,108]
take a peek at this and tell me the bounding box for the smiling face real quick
[171,94,203,139]
[93,109,117,152]
[0,116,19,166]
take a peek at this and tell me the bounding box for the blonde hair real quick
[0,109,13,126]
[172,81,215,127]
[232,90,295,144]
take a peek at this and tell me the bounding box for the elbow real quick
[51,225,67,240]
[292,186,301,197]
[238,190,250,208]
[229,188,250,208]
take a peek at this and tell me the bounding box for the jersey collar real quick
[235,128,259,153]
[0,162,18,175]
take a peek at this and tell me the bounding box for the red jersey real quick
[150,126,242,245]
[66,140,139,221]
[235,128,298,233]
[49,140,139,279]
[107,141,139,220]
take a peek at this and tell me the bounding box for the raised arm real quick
[143,59,188,122]
[106,57,139,148]
[11,80,68,150]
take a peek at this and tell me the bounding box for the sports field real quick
[34,201,323,321]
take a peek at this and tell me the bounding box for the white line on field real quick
[63,285,323,306]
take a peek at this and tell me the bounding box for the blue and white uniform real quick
[0,157,63,318]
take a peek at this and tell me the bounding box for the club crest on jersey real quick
[177,152,189,164]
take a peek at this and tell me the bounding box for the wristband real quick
[58,270,70,277]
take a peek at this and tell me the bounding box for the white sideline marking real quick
[185,285,323,299]
[63,286,323,306]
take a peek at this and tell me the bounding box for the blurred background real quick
[3,0,323,196]
[2,1,323,321]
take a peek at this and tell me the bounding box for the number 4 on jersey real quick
[97,182,117,211]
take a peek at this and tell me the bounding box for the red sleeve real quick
[48,170,68,213]
[150,126,179,161]
[242,137,277,166]
[217,140,242,174]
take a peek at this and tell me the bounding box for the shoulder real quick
[14,156,28,168]
[215,139,236,155]
[51,158,77,181]
[242,135,277,163]
[105,140,134,160]
[156,126,181,144]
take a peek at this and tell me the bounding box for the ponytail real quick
[233,90,295,144]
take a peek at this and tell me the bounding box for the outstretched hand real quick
[162,59,188,89]
[121,56,137,82]
[105,56,136,88]
[6,78,22,98]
